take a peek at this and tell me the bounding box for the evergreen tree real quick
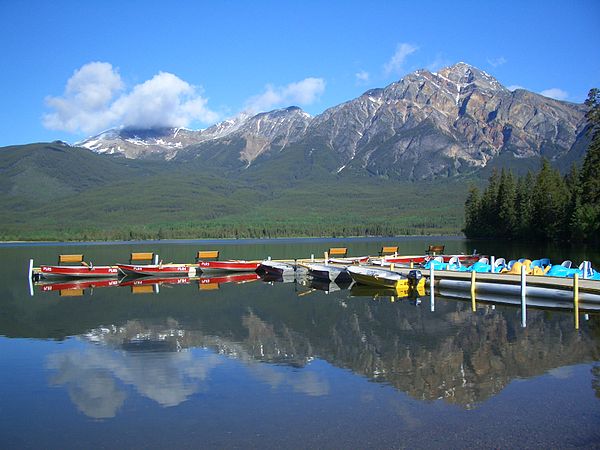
[496,169,516,238]
[574,88,600,242]
[565,163,582,240]
[479,169,500,236]
[530,159,570,240]
[581,87,600,205]
[463,185,481,237]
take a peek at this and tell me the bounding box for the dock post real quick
[268,256,271,261]
[28,259,34,297]
[521,268,527,327]
[471,270,476,311]
[429,264,435,306]
[390,263,395,271]
[574,273,579,330]
[324,251,328,265]
[410,260,414,269]
[490,256,495,273]
[153,254,159,265]
[311,254,314,262]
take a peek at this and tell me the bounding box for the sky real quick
[0,0,599,146]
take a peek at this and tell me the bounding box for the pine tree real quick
[497,169,517,238]
[479,169,500,236]
[565,163,582,240]
[573,88,600,242]
[581,88,600,205]
[463,185,481,237]
[530,159,570,240]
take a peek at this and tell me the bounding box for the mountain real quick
[0,63,593,240]
[79,63,588,180]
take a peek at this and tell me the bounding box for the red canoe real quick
[199,273,261,284]
[119,276,193,287]
[38,278,120,291]
[197,260,261,273]
[116,263,198,277]
[40,265,119,278]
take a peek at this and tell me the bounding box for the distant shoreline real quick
[0,235,465,247]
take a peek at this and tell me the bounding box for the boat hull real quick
[307,264,352,283]
[347,266,425,290]
[197,260,261,273]
[39,265,119,279]
[37,278,120,291]
[257,261,296,276]
[116,264,198,277]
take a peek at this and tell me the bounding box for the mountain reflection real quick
[46,316,330,418]
[29,279,600,416]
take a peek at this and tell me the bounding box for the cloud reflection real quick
[47,346,222,418]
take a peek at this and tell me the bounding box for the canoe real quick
[37,278,120,292]
[257,261,298,276]
[197,260,261,273]
[116,263,199,277]
[199,273,261,285]
[306,263,352,283]
[118,276,194,287]
[39,264,119,279]
[328,256,370,264]
[347,266,425,290]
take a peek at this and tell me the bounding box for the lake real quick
[1,237,599,449]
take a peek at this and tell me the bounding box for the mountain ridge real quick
[77,62,588,180]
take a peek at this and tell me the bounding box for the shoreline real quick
[0,235,465,247]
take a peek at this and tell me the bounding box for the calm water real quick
[1,237,600,449]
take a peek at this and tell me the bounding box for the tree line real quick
[464,88,600,243]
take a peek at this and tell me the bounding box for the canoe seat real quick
[425,245,445,255]
[379,246,398,256]
[59,254,84,265]
[130,252,155,263]
[196,250,219,261]
[328,247,348,258]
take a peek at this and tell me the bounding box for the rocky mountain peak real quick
[435,62,505,92]
[76,63,588,179]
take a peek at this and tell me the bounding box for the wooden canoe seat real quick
[131,285,156,294]
[425,245,445,255]
[196,250,219,261]
[130,252,155,263]
[59,289,84,297]
[379,246,398,256]
[328,247,348,258]
[59,254,84,265]
[199,282,220,291]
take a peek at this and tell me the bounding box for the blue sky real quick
[0,0,599,146]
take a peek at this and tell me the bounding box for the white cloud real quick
[355,70,370,84]
[43,62,218,134]
[487,56,507,68]
[540,88,568,101]
[111,72,218,129]
[245,77,325,113]
[507,85,525,91]
[383,43,418,76]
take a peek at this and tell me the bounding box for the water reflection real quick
[10,266,600,416]
[45,315,332,418]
